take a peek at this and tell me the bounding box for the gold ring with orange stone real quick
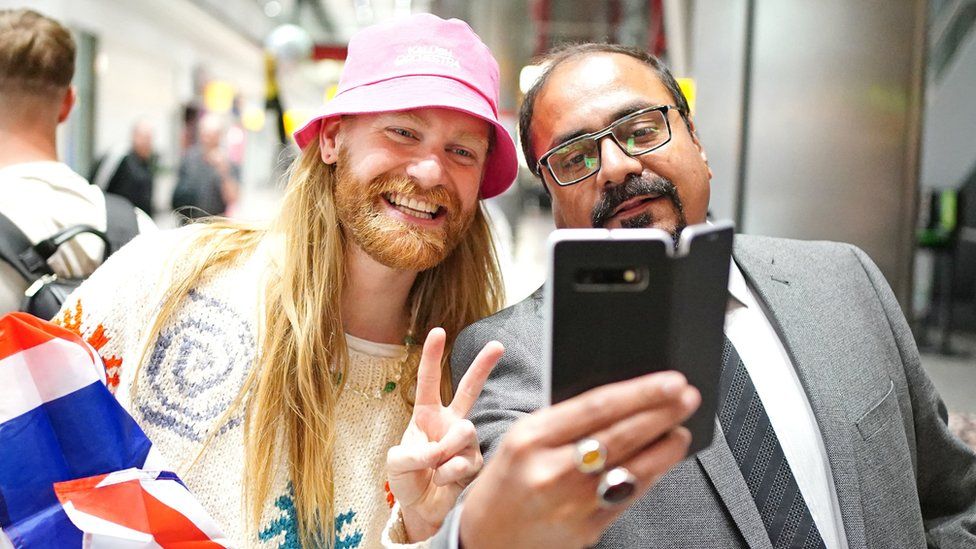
[573,438,608,474]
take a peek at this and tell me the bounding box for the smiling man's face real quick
[321,107,489,271]
[529,52,712,235]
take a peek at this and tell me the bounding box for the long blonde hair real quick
[132,137,504,545]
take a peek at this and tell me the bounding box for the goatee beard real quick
[590,173,686,244]
[333,151,473,271]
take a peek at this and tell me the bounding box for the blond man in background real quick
[0,8,154,315]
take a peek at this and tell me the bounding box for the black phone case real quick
[546,223,733,455]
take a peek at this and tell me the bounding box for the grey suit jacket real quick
[447,235,976,548]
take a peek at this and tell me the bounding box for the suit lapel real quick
[730,239,867,549]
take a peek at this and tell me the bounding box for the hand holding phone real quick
[544,221,733,454]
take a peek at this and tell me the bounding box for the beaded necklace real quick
[338,302,420,400]
[338,334,418,400]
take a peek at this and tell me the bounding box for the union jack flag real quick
[0,313,228,547]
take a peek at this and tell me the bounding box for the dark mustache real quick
[590,174,681,228]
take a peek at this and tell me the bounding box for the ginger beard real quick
[333,149,476,271]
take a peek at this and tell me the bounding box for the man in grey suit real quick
[440,43,976,548]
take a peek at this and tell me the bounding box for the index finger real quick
[449,341,504,417]
[529,371,693,447]
[414,327,446,407]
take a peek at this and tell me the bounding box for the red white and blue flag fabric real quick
[54,468,228,547]
[0,313,228,547]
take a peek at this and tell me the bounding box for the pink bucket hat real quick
[293,13,518,199]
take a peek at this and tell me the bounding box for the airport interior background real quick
[6,0,976,437]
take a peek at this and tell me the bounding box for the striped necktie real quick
[718,338,828,549]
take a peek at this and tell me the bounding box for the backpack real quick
[0,193,140,319]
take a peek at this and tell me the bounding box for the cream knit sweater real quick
[55,227,427,548]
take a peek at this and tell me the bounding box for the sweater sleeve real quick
[381,501,433,549]
[51,227,191,405]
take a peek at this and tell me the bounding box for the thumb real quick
[387,440,443,475]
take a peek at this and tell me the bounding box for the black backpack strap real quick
[0,211,54,281]
[103,193,140,255]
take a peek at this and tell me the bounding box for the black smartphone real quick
[544,221,734,455]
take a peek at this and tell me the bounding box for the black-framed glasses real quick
[537,105,675,186]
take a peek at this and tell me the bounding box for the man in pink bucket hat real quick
[294,12,518,199]
[47,13,515,548]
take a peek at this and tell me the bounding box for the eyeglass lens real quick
[548,109,669,185]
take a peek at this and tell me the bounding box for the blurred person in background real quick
[439,43,976,548]
[0,8,154,315]
[91,119,157,216]
[171,112,240,220]
[53,13,519,548]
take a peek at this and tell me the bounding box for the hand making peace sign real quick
[386,327,504,542]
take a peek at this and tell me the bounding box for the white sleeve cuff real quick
[445,502,463,549]
[380,501,431,549]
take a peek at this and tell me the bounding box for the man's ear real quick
[318,117,341,164]
[685,115,713,181]
[57,86,76,124]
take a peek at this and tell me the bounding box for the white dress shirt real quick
[725,260,848,549]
